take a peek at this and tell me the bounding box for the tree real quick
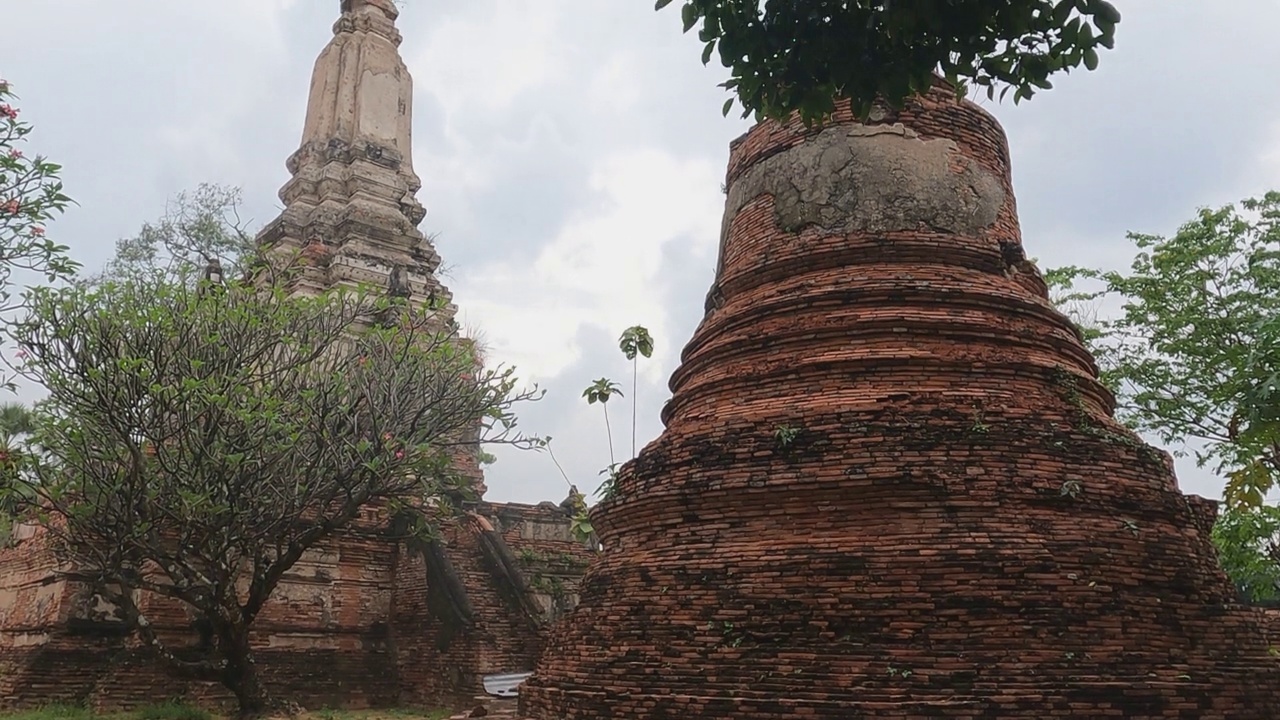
[1043,265,1105,347]
[1212,504,1280,606]
[658,0,1121,124]
[0,402,34,546]
[1,269,538,716]
[618,325,654,458]
[0,402,32,546]
[0,402,35,447]
[97,183,256,283]
[1047,192,1280,507]
[1242,314,1280,452]
[0,78,80,387]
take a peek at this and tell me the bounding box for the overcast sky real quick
[3,1,1279,505]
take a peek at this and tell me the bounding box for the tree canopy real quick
[98,183,256,283]
[0,79,80,391]
[1047,192,1280,604]
[659,0,1121,124]
[1048,192,1280,508]
[1212,504,1280,605]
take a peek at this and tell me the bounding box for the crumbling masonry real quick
[520,86,1280,718]
[0,0,593,711]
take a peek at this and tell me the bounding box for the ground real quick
[0,706,454,720]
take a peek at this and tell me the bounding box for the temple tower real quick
[255,0,452,318]
[520,86,1280,718]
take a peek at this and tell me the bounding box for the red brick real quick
[519,87,1280,719]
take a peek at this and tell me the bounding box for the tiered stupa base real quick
[519,86,1280,718]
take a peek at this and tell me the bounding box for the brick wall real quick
[0,522,402,711]
[520,85,1280,719]
[389,501,594,709]
[1,501,592,712]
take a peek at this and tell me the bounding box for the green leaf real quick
[1095,1,1121,25]
[681,3,698,32]
[1052,0,1075,25]
[1083,47,1099,71]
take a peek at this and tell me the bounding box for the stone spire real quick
[255,0,452,317]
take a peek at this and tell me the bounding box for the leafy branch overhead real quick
[0,81,79,303]
[0,79,80,394]
[656,0,1121,124]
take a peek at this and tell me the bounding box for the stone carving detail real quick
[520,85,1280,719]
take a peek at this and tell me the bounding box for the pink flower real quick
[383,432,393,440]
[7,149,21,159]
[1,199,17,215]
[15,349,27,360]
[395,450,405,460]
[31,226,44,236]
[0,105,17,120]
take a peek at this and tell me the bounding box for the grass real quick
[311,711,451,720]
[0,707,451,720]
[135,703,213,720]
[1,706,99,720]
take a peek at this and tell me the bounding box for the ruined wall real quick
[488,502,594,623]
[521,85,1280,719]
[1,521,400,711]
[393,501,596,709]
[1,500,592,711]
[1265,609,1280,645]
[0,523,108,707]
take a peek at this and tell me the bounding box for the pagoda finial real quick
[341,0,398,21]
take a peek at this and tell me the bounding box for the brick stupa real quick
[519,86,1280,718]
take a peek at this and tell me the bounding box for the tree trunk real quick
[221,627,272,718]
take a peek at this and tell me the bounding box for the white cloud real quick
[1250,120,1280,195]
[5,0,1280,505]
[454,148,721,382]
[410,0,571,121]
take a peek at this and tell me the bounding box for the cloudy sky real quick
[3,1,1279,505]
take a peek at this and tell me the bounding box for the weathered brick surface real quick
[0,502,592,711]
[394,502,594,709]
[520,87,1280,718]
[0,523,401,710]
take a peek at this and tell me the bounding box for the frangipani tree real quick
[0,79,79,392]
[1,269,538,716]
